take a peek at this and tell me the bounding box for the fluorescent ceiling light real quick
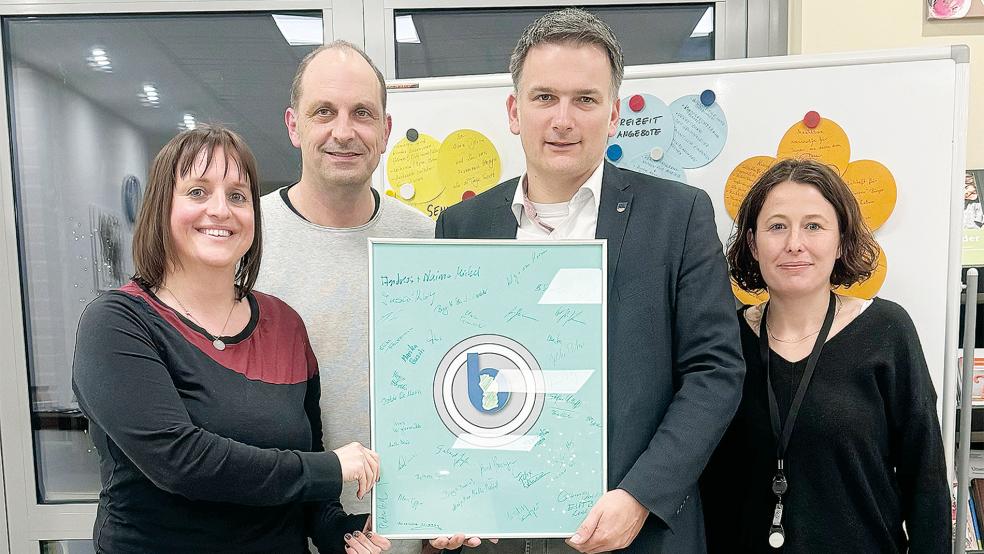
[395,15,420,44]
[690,7,714,38]
[86,46,112,73]
[272,14,323,46]
[181,113,197,131]
[139,83,160,107]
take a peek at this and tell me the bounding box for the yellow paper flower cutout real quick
[724,156,777,219]
[777,117,851,175]
[841,160,897,231]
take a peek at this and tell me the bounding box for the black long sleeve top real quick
[72,280,365,553]
[701,298,950,553]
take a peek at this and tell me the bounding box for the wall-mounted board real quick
[377,45,970,475]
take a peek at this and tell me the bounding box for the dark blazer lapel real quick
[490,177,521,239]
[595,163,633,292]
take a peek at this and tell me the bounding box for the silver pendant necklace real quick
[158,285,238,351]
[765,295,842,343]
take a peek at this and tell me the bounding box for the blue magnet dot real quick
[606,144,623,162]
[406,128,419,142]
[700,90,716,107]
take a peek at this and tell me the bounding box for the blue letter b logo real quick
[467,352,511,413]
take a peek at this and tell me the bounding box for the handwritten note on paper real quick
[724,156,777,218]
[668,95,728,168]
[841,159,897,231]
[606,92,729,182]
[608,93,674,163]
[370,240,607,538]
[385,129,502,221]
[436,129,502,198]
[623,152,687,184]
[386,134,443,203]
[776,118,852,175]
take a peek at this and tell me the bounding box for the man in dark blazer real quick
[427,8,744,554]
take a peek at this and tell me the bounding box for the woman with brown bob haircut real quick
[701,158,949,553]
[72,124,389,553]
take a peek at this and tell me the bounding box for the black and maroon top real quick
[72,280,365,553]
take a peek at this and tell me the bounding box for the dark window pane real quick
[4,11,321,503]
[395,5,714,79]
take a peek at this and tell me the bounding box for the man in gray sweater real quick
[255,41,434,553]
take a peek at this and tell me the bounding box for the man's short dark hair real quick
[509,8,624,98]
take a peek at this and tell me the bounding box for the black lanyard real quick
[760,292,837,459]
[758,292,837,549]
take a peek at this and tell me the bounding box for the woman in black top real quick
[701,158,949,552]
[73,125,390,553]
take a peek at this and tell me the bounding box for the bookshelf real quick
[958,270,984,552]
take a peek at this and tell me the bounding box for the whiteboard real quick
[376,46,970,467]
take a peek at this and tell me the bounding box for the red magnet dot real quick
[462,190,476,201]
[628,95,646,112]
[803,111,821,128]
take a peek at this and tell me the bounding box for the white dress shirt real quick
[511,162,604,240]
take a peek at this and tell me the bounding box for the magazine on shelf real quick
[957,349,984,406]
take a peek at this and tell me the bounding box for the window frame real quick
[0,4,335,551]
[357,0,755,80]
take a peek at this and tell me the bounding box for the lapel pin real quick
[616,201,629,213]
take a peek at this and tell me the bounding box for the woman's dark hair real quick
[132,124,261,299]
[727,158,879,293]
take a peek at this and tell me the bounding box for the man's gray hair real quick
[509,8,624,98]
[289,40,387,111]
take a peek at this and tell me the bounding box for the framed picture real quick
[369,239,607,538]
[89,205,128,291]
[121,174,143,226]
[927,0,984,19]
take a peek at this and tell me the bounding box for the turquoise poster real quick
[369,240,607,538]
